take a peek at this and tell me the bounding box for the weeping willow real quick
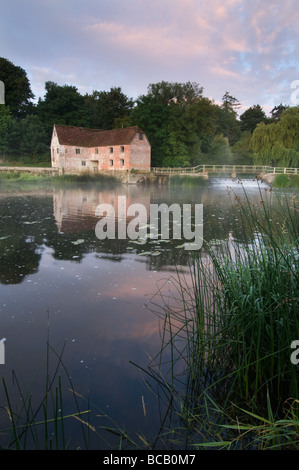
[251,107,299,167]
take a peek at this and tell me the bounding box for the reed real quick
[169,174,207,187]
[144,184,299,449]
[0,336,93,449]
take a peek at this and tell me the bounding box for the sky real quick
[1,0,299,115]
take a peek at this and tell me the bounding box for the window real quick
[110,147,113,153]
[81,160,86,166]
[109,159,114,166]
[138,133,143,140]
[95,148,98,154]
[120,146,124,152]
[76,148,81,154]
[120,159,124,166]
[57,148,59,153]
[65,148,68,153]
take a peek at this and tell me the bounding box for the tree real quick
[240,105,267,133]
[18,115,48,158]
[129,94,169,166]
[221,91,241,115]
[270,103,288,121]
[250,107,299,166]
[206,134,233,164]
[232,131,253,164]
[0,105,14,157]
[37,81,89,139]
[84,87,134,129]
[147,81,203,105]
[0,58,34,118]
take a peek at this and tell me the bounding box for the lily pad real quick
[71,239,85,245]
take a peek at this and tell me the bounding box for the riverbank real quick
[0,168,207,186]
[273,174,299,188]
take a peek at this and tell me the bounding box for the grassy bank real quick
[273,174,299,188]
[169,174,207,187]
[0,171,120,186]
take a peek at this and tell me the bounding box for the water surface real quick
[0,177,295,448]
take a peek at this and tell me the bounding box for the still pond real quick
[0,176,296,449]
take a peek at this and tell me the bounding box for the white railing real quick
[151,165,299,175]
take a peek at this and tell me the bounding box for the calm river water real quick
[0,176,296,449]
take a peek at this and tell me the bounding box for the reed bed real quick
[144,185,299,449]
[169,174,207,187]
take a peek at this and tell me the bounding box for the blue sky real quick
[1,0,299,114]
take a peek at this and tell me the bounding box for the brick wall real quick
[51,129,151,172]
[130,133,151,171]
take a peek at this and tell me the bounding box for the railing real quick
[151,165,299,175]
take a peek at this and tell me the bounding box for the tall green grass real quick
[144,185,299,449]
[274,174,299,188]
[169,174,207,187]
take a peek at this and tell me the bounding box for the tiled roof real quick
[54,124,145,147]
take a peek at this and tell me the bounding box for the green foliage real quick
[18,115,48,158]
[0,57,34,118]
[240,104,267,133]
[251,107,299,166]
[0,105,14,156]
[37,81,89,139]
[232,131,253,164]
[205,134,233,164]
[273,174,299,188]
[169,174,207,186]
[83,87,134,129]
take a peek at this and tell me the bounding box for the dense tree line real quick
[0,57,298,167]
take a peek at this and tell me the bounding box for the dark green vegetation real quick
[1,58,299,169]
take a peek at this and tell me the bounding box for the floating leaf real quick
[71,239,85,245]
